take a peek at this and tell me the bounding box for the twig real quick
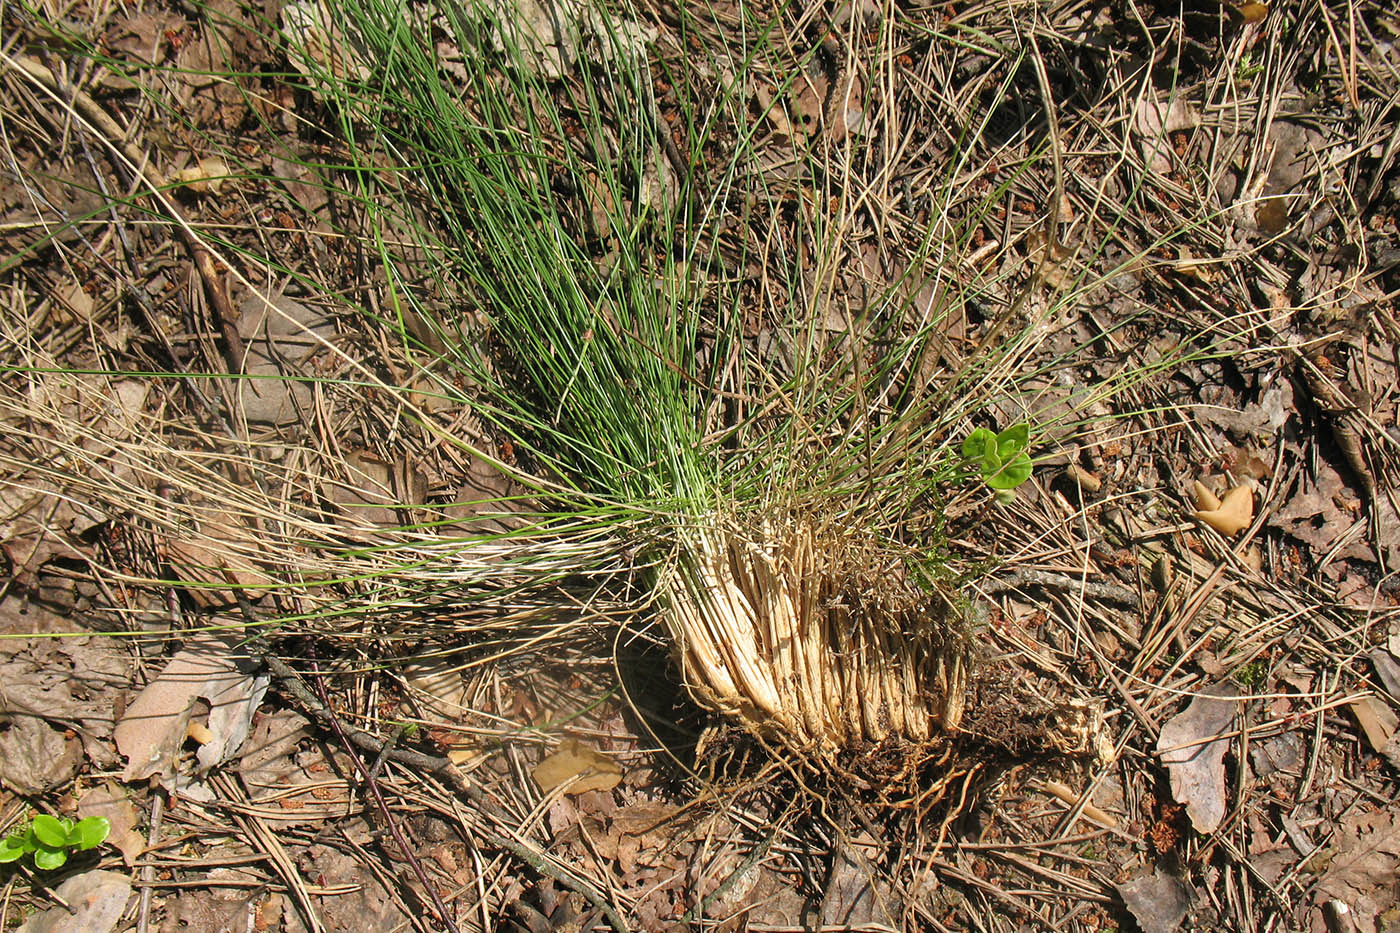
[978,568,1140,606]
[135,792,164,933]
[368,723,407,783]
[236,597,629,932]
[308,660,460,933]
[1027,26,1065,257]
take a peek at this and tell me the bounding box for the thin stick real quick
[308,661,460,933]
[1027,26,1065,257]
[134,792,164,933]
[236,597,630,931]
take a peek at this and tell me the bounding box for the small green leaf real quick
[0,836,28,863]
[977,453,1002,478]
[984,451,1033,489]
[30,815,67,849]
[995,423,1029,459]
[32,846,68,871]
[961,428,996,461]
[993,488,1018,506]
[71,817,110,851]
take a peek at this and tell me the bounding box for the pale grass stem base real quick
[663,513,969,753]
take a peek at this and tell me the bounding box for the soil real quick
[2,0,1399,931]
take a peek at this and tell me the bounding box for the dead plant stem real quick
[234,598,631,932]
[308,659,461,933]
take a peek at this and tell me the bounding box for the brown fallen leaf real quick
[102,10,186,64]
[114,633,268,784]
[1174,245,1215,283]
[1192,483,1253,536]
[301,844,409,932]
[1133,93,1200,174]
[162,509,274,607]
[1316,809,1400,931]
[169,157,230,194]
[1238,1,1268,24]
[1192,481,1222,511]
[1157,683,1241,833]
[1118,867,1195,933]
[1348,696,1397,757]
[238,709,349,825]
[533,738,621,796]
[821,832,900,931]
[17,870,131,933]
[0,714,82,795]
[1371,647,1400,698]
[78,784,147,868]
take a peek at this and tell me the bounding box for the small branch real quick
[308,660,460,933]
[236,598,629,931]
[135,758,166,933]
[979,568,1140,606]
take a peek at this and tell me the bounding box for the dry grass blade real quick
[2,0,1399,929]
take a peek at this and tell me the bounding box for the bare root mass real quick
[666,513,968,750]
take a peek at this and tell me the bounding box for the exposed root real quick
[663,512,969,752]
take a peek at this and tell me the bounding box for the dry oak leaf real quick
[237,709,349,826]
[1192,482,1253,536]
[17,870,131,933]
[1133,92,1200,174]
[0,714,82,795]
[78,783,148,867]
[1317,809,1400,932]
[1156,682,1241,833]
[114,633,268,784]
[1118,867,1195,933]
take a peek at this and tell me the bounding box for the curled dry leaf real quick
[533,738,621,796]
[78,784,147,867]
[1191,481,1220,511]
[163,510,274,606]
[1348,696,1397,760]
[821,832,900,931]
[168,157,230,194]
[114,633,268,784]
[233,287,333,426]
[1316,809,1400,932]
[237,709,350,825]
[0,714,81,795]
[1133,92,1200,174]
[1192,483,1253,536]
[1156,683,1241,834]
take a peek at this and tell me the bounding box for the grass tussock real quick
[5,0,1399,925]
[666,508,969,751]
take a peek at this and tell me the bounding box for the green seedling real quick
[961,424,1034,494]
[0,815,110,870]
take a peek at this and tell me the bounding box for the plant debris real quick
[1117,866,1195,933]
[1316,809,1400,932]
[1156,683,1241,834]
[2,0,1399,928]
[113,634,268,790]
